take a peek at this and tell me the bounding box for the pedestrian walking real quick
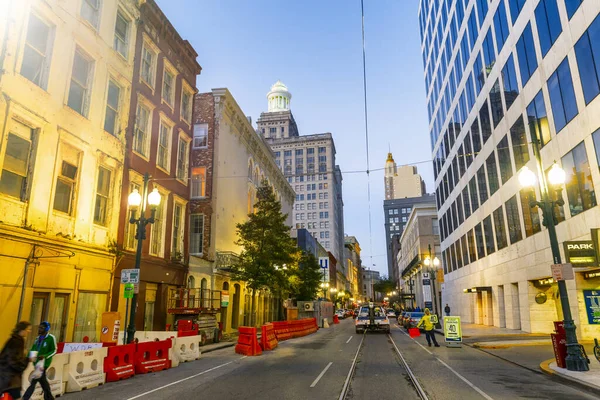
[22,322,56,400]
[444,304,451,316]
[417,308,440,347]
[0,321,32,399]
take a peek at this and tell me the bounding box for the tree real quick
[230,182,298,326]
[289,252,323,301]
[373,277,396,299]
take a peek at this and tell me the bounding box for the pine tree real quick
[231,181,298,326]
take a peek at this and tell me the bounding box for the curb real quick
[539,358,600,397]
[201,341,236,354]
[472,341,552,349]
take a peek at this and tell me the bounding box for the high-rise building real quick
[419,0,600,338]
[257,82,345,263]
[384,152,427,200]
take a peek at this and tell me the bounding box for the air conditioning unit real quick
[304,302,315,311]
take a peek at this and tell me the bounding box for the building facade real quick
[112,0,201,332]
[396,203,442,314]
[190,88,295,332]
[0,0,140,344]
[257,82,345,264]
[384,152,427,200]
[420,0,600,337]
[384,194,436,285]
[362,269,381,302]
[343,235,362,299]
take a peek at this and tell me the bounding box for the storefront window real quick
[73,292,106,342]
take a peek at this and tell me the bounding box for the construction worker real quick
[417,308,440,347]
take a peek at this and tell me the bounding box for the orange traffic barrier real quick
[408,328,421,338]
[273,321,291,341]
[260,323,278,351]
[333,314,340,324]
[134,339,172,374]
[235,327,262,356]
[104,343,135,382]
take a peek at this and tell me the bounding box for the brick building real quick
[112,0,201,332]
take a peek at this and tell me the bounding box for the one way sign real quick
[319,257,329,269]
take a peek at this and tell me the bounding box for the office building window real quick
[527,91,551,147]
[493,206,508,250]
[520,188,541,237]
[181,88,193,124]
[490,80,505,127]
[0,123,33,201]
[53,160,78,215]
[497,135,513,184]
[505,195,522,244]
[472,119,482,156]
[68,49,93,117]
[141,44,156,87]
[574,15,600,105]
[125,182,140,249]
[193,123,208,148]
[477,166,488,204]
[469,177,479,212]
[190,214,204,255]
[510,116,529,171]
[562,142,597,217]
[482,28,496,70]
[157,120,172,171]
[565,0,583,19]
[191,167,206,198]
[493,1,510,52]
[20,14,53,89]
[468,9,478,49]
[176,137,189,181]
[81,0,101,30]
[479,100,492,143]
[149,194,165,256]
[486,153,500,195]
[467,229,477,262]
[474,53,485,93]
[93,166,111,226]
[475,0,488,27]
[535,0,562,57]
[162,68,175,107]
[462,187,471,219]
[474,223,486,259]
[104,80,120,135]
[134,103,150,156]
[547,57,578,133]
[483,215,496,255]
[113,11,129,58]
[516,23,538,86]
[502,54,519,110]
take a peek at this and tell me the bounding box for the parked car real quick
[355,304,391,334]
[335,309,346,319]
[402,312,424,329]
[386,309,396,318]
[352,309,359,319]
[344,309,353,318]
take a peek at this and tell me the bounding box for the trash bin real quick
[553,321,566,335]
[551,333,567,368]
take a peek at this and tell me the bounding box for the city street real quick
[62,319,597,400]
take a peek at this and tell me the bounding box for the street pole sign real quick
[124,283,135,299]
[121,269,140,284]
[444,316,462,347]
[551,263,574,281]
[319,257,329,283]
[422,273,432,310]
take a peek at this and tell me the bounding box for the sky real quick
[156,0,433,276]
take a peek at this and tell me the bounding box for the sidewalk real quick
[435,323,600,395]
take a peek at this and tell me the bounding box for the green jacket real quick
[30,334,57,369]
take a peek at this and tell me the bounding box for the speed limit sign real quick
[443,316,462,345]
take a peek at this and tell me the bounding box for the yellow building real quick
[0,0,139,344]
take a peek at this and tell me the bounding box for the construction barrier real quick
[333,314,340,324]
[66,347,108,392]
[235,327,262,356]
[273,321,291,341]
[104,344,135,383]
[173,335,201,363]
[134,338,172,374]
[177,320,199,338]
[134,331,175,343]
[260,323,278,351]
[21,352,69,399]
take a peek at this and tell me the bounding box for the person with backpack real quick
[0,321,32,399]
[22,322,56,400]
[417,308,440,347]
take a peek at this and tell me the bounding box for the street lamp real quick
[518,147,588,371]
[320,282,330,299]
[423,244,440,315]
[126,173,161,344]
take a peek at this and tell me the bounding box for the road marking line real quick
[436,358,495,400]
[346,336,353,343]
[126,357,247,399]
[400,329,432,355]
[310,361,333,387]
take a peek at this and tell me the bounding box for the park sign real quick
[443,316,462,346]
[563,240,597,267]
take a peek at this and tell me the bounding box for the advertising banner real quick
[583,290,600,324]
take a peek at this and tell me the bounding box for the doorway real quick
[221,282,229,332]
[29,292,49,348]
[51,294,69,342]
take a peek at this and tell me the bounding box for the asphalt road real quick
[62,319,597,400]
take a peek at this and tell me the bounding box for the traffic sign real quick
[444,316,462,346]
[124,283,134,299]
[121,269,140,284]
[319,257,329,269]
[551,263,574,281]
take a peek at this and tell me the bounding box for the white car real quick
[335,309,345,319]
[386,309,396,318]
[355,304,390,334]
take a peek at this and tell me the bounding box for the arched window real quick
[248,160,253,181]
[254,168,259,185]
[187,276,195,289]
[223,282,229,291]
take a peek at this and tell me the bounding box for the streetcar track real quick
[338,328,429,400]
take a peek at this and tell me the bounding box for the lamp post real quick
[126,173,161,344]
[518,138,588,371]
[423,244,440,315]
[408,279,415,310]
[320,282,330,300]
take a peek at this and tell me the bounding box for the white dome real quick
[267,80,291,112]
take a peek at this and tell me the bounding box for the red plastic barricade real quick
[273,321,291,341]
[408,328,421,338]
[134,339,172,374]
[260,323,278,351]
[104,343,135,382]
[177,320,199,337]
[333,315,340,324]
[235,327,262,356]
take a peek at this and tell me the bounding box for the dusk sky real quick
[156,0,433,276]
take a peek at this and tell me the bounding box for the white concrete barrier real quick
[174,335,201,363]
[21,353,69,399]
[66,347,107,392]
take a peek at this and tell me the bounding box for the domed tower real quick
[267,80,291,112]
[384,152,397,200]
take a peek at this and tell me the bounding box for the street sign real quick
[319,257,329,269]
[222,290,230,307]
[551,263,574,281]
[121,269,139,284]
[444,316,462,346]
[124,283,134,299]
[564,241,597,266]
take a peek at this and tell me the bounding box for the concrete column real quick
[496,285,506,328]
[474,292,483,324]
[481,290,493,326]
